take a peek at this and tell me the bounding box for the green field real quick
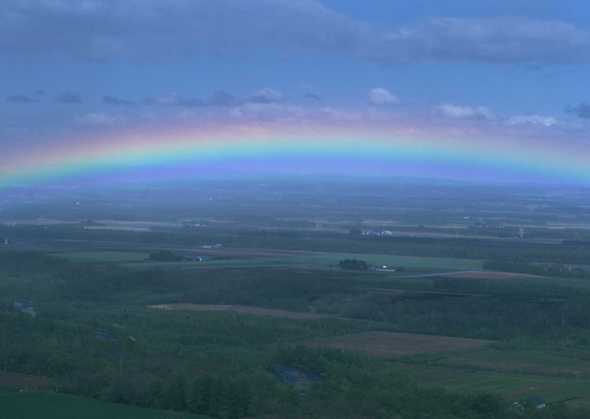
[0,392,204,419]
[394,361,590,408]
[389,345,590,408]
[128,252,482,272]
[295,252,484,270]
[56,251,150,263]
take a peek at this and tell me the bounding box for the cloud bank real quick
[2,1,588,64]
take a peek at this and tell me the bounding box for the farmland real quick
[2,182,590,418]
[55,248,483,272]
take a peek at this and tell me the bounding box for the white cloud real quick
[368,88,399,106]
[435,104,495,120]
[507,115,558,127]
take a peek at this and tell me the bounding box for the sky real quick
[1,0,590,184]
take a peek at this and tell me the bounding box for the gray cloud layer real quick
[567,103,590,119]
[2,1,588,64]
[207,91,239,107]
[56,93,83,104]
[6,94,37,103]
[103,95,135,106]
[144,94,203,108]
[381,17,590,64]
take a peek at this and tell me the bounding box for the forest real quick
[2,249,590,418]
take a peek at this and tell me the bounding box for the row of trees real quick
[338,259,369,271]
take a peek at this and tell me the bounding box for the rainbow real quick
[0,121,588,186]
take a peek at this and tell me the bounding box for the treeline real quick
[53,264,363,311]
[339,282,590,340]
[2,310,587,419]
[104,374,252,419]
[338,259,369,271]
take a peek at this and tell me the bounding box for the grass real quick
[394,361,590,407]
[0,392,205,419]
[56,251,150,263]
[390,345,590,408]
[308,253,475,270]
[440,347,590,377]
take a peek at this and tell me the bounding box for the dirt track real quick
[149,303,334,320]
[305,331,491,357]
[402,270,543,280]
[0,372,51,390]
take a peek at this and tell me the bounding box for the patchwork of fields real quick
[4,183,590,418]
[49,243,590,408]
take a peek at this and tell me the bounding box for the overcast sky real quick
[1,0,589,150]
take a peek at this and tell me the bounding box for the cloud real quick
[507,115,558,127]
[381,17,590,64]
[566,103,590,119]
[435,104,495,120]
[304,93,322,101]
[206,91,239,107]
[2,1,587,64]
[144,94,180,106]
[176,98,203,108]
[144,93,203,107]
[6,95,37,104]
[248,88,285,104]
[56,93,83,104]
[368,88,399,106]
[229,102,304,121]
[77,112,122,126]
[103,95,135,106]
[0,0,362,61]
